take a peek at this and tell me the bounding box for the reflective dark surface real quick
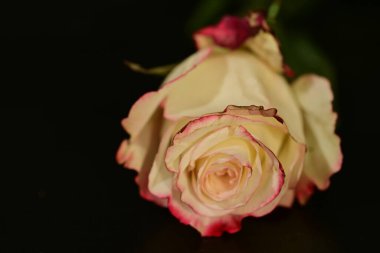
[2,0,379,252]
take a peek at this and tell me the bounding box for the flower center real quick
[203,163,241,201]
[214,167,238,185]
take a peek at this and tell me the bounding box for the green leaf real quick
[274,25,335,81]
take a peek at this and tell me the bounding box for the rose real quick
[162,105,304,236]
[117,13,342,236]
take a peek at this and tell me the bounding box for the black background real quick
[2,0,379,252]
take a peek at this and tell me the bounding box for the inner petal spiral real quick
[203,161,241,201]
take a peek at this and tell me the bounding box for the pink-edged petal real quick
[119,107,162,172]
[122,91,163,138]
[233,126,285,215]
[165,113,278,173]
[225,105,306,192]
[116,139,131,167]
[292,75,343,192]
[193,27,216,49]
[163,53,232,120]
[119,48,212,195]
[164,52,267,121]
[193,12,269,51]
[138,182,168,207]
[295,173,315,205]
[123,47,212,139]
[161,47,212,88]
[118,50,212,206]
[193,16,252,50]
[245,137,304,211]
[118,109,167,206]
[201,216,243,236]
[168,189,243,236]
[278,189,295,207]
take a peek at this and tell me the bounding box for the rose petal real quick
[164,50,305,143]
[118,49,212,205]
[124,47,212,140]
[118,108,167,206]
[277,135,306,189]
[231,126,285,216]
[278,189,295,207]
[166,113,279,172]
[119,107,162,171]
[168,189,243,236]
[226,105,306,197]
[147,122,176,198]
[295,173,315,205]
[118,48,212,182]
[116,139,131,166]
[244,31,283,73]
[291,75,343,193]
[193,16,252,49]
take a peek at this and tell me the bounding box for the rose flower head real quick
[117,12,343,236]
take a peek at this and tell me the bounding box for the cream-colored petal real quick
[292,75,343,191]
[277,135,306,189]
[193,33,215,49]
[166,113,282,173]
[244,31,283,73]
[121,47,212,201]
[164,53,228,119]
[164,51,305,143]
[164,52,268,120]
[119,47,212,183]
[118,107,162,172]
[278,189,295,207]
[168,188,243,236]
[148,122,177,198]
[224,105,306,193]
[161,47,213,87]
[234,133,285,215]
[249,181,289,217]
[124,47,212,139]
[118,108,167,206]
[247,140,304,212]
[295,172,316,205]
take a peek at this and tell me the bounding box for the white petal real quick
[148,122,177,198]
[292,75,343,191]
[244,31,283,73]
[168,188,243,236]
[164,50,305,143]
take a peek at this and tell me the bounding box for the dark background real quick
[2,0,379,252]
